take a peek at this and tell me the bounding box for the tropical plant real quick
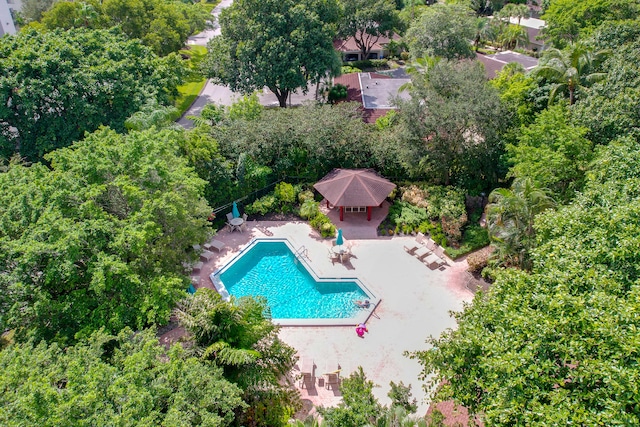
[497,24,529,50]
[473,17,497,51]
[533,43,610,105]
[175,289,301,427]
[485,177,555,270]
[320,366,383,427]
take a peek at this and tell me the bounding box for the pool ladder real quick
[294,245,310,261]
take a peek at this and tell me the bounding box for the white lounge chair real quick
[205,239,226,252]
[404,242,420,254]
[413,246,432,260]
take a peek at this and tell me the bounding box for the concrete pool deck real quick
[184,220,475,416]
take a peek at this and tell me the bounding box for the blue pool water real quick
[218,241,368,319]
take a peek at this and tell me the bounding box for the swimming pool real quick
[210,239,377,326]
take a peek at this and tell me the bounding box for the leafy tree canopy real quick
[541,0,639,47]
[0,328,245,426]
[204,0,342,107]
[0,28,184,161]
[406,3,476,60]
[40,0,210,56]
[394,58,506,190]
[211,102,378,180]
[412,135,640,426]
[507,104,593,202]
[0,127,211,344]
[338,0,401,59]
[572,23,640,144]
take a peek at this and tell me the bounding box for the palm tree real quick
[473,17,497,51]
[486,177,555,270]
[175,289,301,425]
[497,24,529,50]
[534,43,610,105]
[399,55,442,92]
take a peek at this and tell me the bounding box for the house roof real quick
[333,71,410,123]
[333,32,400,52]
[426,400,485,427]
[313,168,396,207]
[476,50,538,79]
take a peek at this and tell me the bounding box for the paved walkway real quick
[172,220,473,416]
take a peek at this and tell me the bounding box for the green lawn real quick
[172,45,208,120]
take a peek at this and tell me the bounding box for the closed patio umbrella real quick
[336,229,344,246]
[232,201,240,218]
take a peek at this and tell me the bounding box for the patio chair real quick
[296,358,315,389]
[413,245,432,261]
[328,248,341,264]
[205,239,226,252]
[241,213,248,231]
[323,365,341,390]
[423,253,446,269]
[425,238,437,252]
[226,212,234,222]
[404,242,420,254]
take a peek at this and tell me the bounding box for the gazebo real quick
[313,169,396,221]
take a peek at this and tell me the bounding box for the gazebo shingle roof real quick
[313,169,396,207]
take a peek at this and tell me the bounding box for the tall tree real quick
[485,177,555,270]
[406,3,476,60]
[412,135,640,426]
[541,0,639,47]
[0,127,211,343]
[394,59,506,190]
[533,42,609,105]
[507,104,593,202]
[18,0,56,22]
[571,20,640,144]
[338,0,400,60]
[40,0,210,56]
[0,28,184,161]
[204,0,342,108]
[0,328,246,426]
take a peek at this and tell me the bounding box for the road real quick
[177,0,237,128]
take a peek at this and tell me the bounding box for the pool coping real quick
[210,237,380,326]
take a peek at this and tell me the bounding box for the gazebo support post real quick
[326,200,330,208]
[340,206,344,221]
[367,206,372,221]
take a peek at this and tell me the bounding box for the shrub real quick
[274,182,296,204]
[309,212,335,238]
[388,200,429,234]
[328,84,348,104]
[299,199,319,220]
[400,51,410,61]
[245,194,276,215]
[298,189,314,204]
[370,59,388,68]
[341,65,362,74]
[466,246,494,273]
[399,184,467,243]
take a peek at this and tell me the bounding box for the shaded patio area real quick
[320,199,390,239]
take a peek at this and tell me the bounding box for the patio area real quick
[180,219,474,416]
